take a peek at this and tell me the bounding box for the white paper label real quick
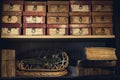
[26,16,43,23]
[49,28,66,35]
[71,5,90,12]
[3,4,21,11]
[71,28,89,35]
[26,5,44,12]
[25,28,43,36]
[2,16,18,23]
[2,28,20,36]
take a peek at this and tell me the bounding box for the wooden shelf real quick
[1,35,115,39]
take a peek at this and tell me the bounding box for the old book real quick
[1,49,16,78]
[85,47,117,60]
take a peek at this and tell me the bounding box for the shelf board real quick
[1,35,115,39]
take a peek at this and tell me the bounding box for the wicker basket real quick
[16,69,68,77]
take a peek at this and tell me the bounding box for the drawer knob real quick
[101,5,105,10]
[79,17,82,22]
[7,28,11,33]
[56,17,59,22]
[57,5,60,11]
[101,28,105,34]
[9,4,13,10]
[56,28,60,34]
[79,28,83,34]
[7,16,12,21]
[31,28,36,33]
[33,5,37,11]
[79,5,83,10]
[101,16,105,21]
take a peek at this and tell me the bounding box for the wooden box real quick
[85,47,117,60]
[70,1,91,12]
[24,1,46,12]
[92,1,113,12]
[47,25,68,35]
[1,49,16,78]
[48,1,69,12]
[70,24,91,35]
[23,12,46,23]
[70,12,91,24]
[2,12,22,23]
[47,13,68,24]
[2,1,23,11]
[1,23,21,36]
[23,23,46,36]
[92,24,113,35]
[92,12,113,23]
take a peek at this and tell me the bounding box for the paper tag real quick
[26,16,43,23]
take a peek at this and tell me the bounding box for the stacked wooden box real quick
[1,1,23,36]
[91,0,113,35]
[1,49,16,77]
[69,0,91,36]
[47,1,69,35]
[23,1,46,36]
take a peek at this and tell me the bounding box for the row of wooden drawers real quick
[1,23,112,36]
[2,1,113,12]
[1,12,112,24]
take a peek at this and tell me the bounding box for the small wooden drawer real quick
[2,1,23,11]
[1,23,21,36]
[92,24,113,35]
[23,23,46,36]
[24,1,46,12]
[47,24,68,35]
[47,13,68,24]
[48,1,69,12]
[2,12,22,24]
[23,12,46,23]
[92,12,113,23]
[70,12,91,24]
[70,1,91,12]
[70,24,91,35]
[92,1,113,12]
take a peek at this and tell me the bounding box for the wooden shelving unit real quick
[1,35,115,39]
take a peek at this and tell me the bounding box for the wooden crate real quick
[92,12,113,24]
[92,1,113,12]
[2,12,22,24]
[70,1,91,12]
[23,12,46,23]
[1,23,21,36]
[47,24,68,35]
[70,12,91,24]
[70,24,91,36]
[24,1,46,12]
[2,1,23,11]
[47,13,68,24]
[23,23,46,36]
[48,1,69,12]
[92,24,113,35]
